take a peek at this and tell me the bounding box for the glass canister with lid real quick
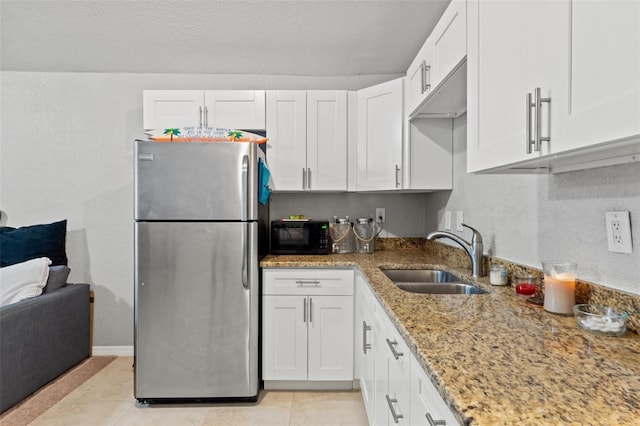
[353,218,376,254]
[329,217,355,253]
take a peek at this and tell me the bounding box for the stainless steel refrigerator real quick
[133,140,267,403]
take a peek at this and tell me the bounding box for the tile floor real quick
[31,357,369,426]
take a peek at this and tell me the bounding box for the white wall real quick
[426,115,640,294]
[0,71,399,346]
[2,71,638,347]
[270,192,429,238]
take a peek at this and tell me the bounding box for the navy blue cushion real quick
[0,220,68,267]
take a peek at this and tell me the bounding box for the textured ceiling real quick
[0,0,450,75]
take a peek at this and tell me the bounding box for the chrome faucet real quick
[426,223,484,278]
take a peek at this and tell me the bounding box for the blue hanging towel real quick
[258,158,271,205]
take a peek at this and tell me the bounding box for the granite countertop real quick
[261,248,640,425]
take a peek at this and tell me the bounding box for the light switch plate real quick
[444,211,451,230]
[606,211,633,254]
[456,211,464,232]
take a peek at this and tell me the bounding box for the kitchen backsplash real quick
[375,238,640,333]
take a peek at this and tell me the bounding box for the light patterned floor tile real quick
[289,397,368,426]
[33,357,368,426]
[30,399,132,426]
[114,403,210,426]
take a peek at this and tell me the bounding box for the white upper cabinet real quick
[306,91,348,191]
[407,0,467,119]
[466,0,570,173]
[204,90,266,130]
[266,91,348,191]
[406,38,435,115]
[143,90,204,130]
[467,0,640,174]
[565,1,640,153]
[356,78,404,191]
[266,91,308,191]
[430,0,467,90]
[142,90,266,130]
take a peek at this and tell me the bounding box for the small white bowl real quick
[573,304,628,337]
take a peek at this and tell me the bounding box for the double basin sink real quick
[382,269,487,295]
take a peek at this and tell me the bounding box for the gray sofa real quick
[0,283,90,413]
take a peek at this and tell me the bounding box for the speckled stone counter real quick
[261,248,640,425]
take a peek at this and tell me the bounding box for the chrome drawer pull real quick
[295,280,320,286]
[386,338,403,359]
[362,321,372,354]
[426,412,446,426]
[534,87,551,152]
[385,395,404,423]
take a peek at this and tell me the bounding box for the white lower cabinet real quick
[356,275,460,426]
[356,275,376,423]
[375,301,411,426]
[262,269,354,387]
[410,356,459,426]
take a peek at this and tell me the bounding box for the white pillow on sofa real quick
[0,257,51,307]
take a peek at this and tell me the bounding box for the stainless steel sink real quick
[382,269,488,295]
[393,282,487,295]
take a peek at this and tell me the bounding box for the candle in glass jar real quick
[543,273,576,314]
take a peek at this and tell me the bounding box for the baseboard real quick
[92,346,134,356]
[264,380,355,391]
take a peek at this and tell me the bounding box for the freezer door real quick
[134,141,259,221]
[134,221,259,399]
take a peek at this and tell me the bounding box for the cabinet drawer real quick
[263,269,354,296]
[410,355,460,426]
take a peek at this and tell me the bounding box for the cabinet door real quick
[565,1,640,151]
[142,90,204,130]
[430,0,467,89]
[406,39,434,115]
[373,315,390,426]
[410,356,460,426]
[356,78,404,191]
[204,90,266,130]
[356,276,376,424]
[266,91,308,191]
[307,295,354,381]
[307,91,348,191]
[466,0,570,173]
[262,295,308,381]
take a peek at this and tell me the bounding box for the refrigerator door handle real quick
[241,155,249,220]
[241,224,249,290]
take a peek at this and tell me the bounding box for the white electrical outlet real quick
[376,208,386,224]
[444,211,452,230]
[606,211,633,254]
[456,211,464,232]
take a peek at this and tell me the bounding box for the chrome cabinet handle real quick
[302,168,307,190]
[426,412,446,426]
[204,106,209,128]
[526,92,534,154]
[386,338,403,359]
[295,280,320,287]
[309,297,313,323]
[526,88,551,154]
[385,395,404,424]
[534,87,550,152]
[362,321,372,354]
[420,61,427,94]
[307,168,311,190]
[199,106,203,128]
[395,165,400,188]
[424,63,431,92]
[303,298,307,323]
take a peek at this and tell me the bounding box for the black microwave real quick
[270,220,330,255]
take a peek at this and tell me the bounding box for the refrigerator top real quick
[134,141,263,221]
